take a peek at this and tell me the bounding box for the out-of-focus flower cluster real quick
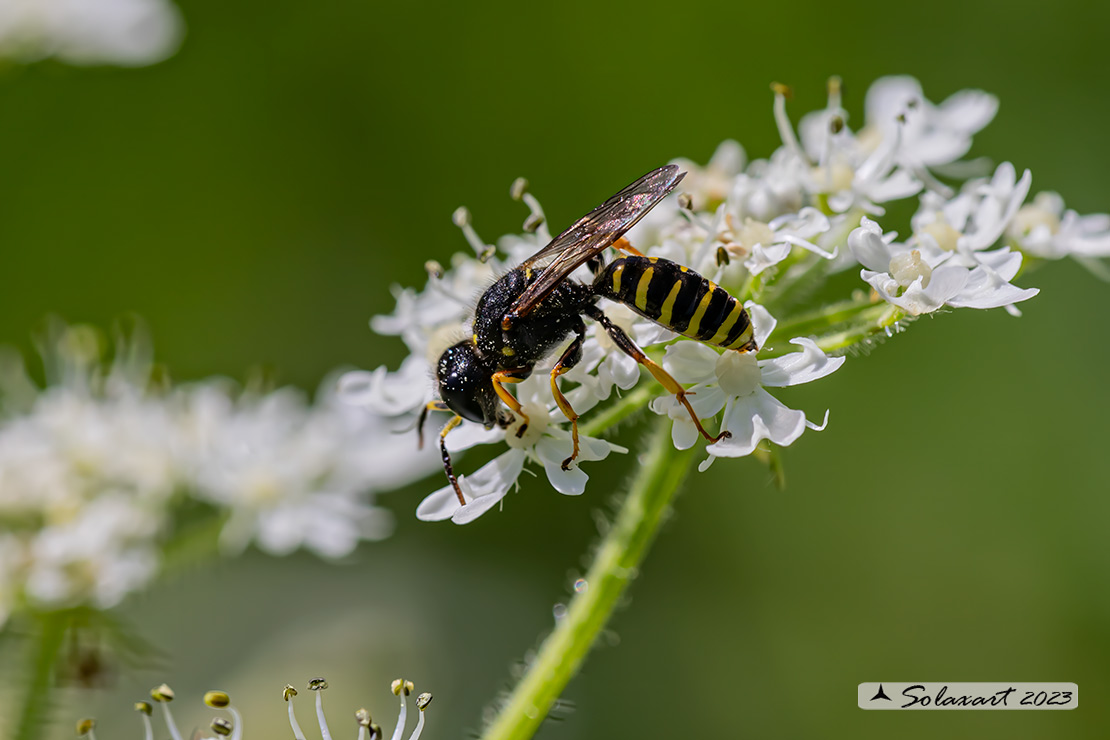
[0,0,183,66]
[0,321,436,628]
[341,75,1109,524]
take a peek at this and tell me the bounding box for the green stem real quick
[767,295,876,339]
[15,612,69,740]
[480,419,695,740]
[762,303,905,359]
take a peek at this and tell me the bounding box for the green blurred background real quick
[2,0,1108,737]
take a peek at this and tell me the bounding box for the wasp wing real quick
[506,164,685,320]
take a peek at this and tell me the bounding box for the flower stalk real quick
[15,612,68,740]
[480,418,696,740]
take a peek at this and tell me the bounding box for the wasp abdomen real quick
[593,256,756,351]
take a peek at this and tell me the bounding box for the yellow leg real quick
[638,354,728,443]
[492,370,530,437]
[549,332,585,469]
[613,236,645,257]
[585,304,728,444]
[417,400,450,449]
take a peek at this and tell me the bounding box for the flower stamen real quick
[889,249,932,289]
[309,678,333,740]
[150,684,183,740]
[134,702,153,740]
[409,693,432,740]
[76,718,97,740]
[452,207,497,262]
[771,82,807,164]
[510,178,547,235]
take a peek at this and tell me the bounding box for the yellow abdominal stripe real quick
[634,267,655,311]
[658,281,683,326]
[685,289,715,336]
[611,263,625,294]
[708,301,742,344]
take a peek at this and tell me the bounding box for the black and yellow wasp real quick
[422,165,758,504]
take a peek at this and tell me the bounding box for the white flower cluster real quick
[0,0,183,66]
[342,76,1103,525]
[0,322,436,628]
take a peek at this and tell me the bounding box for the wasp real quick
[422,165,758,505]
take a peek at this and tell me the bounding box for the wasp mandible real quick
[421,165,758,505]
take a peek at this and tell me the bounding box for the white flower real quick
[178,378,425,558]
[0,0,183,66]
[671,140,748,211]
[772,82,922,215]
[650,305,843,470]
[1007,191,1110,261]
[912,162,1032,262]
[721,206,836,275]
[23,492,161,610]
[863,75,998,168]
[850,217,1038,314]
[415,376,621,525]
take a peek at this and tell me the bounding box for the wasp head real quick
[436,341,499,426]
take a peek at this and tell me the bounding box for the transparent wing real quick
[507,164,685,319]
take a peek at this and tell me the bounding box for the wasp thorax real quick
[889,249,932,289]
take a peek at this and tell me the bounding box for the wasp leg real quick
[550,324,586,470]
[584,305,729,444]
[492,369,531,437]
[438,414,466,506]
[418,400,451,449]
[612,236,645,257]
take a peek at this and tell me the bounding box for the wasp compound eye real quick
[436,341,496,425]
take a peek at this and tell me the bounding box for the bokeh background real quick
[2,0,1108,737]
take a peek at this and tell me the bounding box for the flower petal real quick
[661,342,719,383]
[416,484,463,522]
[707,389,807,458]
[759,339,846,387]
[452,492,508,524]
[848,218,893,272]
[747,302,777,348]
